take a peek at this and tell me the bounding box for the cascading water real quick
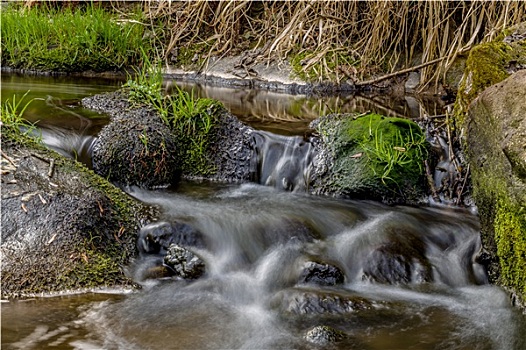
[2,74,526,350]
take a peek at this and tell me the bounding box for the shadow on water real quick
[2,73,526,350]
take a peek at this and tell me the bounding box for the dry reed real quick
[26,1,525,88]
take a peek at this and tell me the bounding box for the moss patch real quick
[495,198,526,300]
[454,38,526,127]
[290,49,359,83]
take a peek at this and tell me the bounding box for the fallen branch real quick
[355,56,448,87]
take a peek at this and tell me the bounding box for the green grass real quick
[1,91,41,142]
[0,3,152,72]
[359,116,428,185]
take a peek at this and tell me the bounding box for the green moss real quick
[454,39,525,127]
[175,41,213,69]
[495,198,526,300]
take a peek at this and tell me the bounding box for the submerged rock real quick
[299,261,345,286]
[304,325,346,345]
[273,289,374,315]
[163,244,205,279]
[309,113,428,204]
[362,242,432,284]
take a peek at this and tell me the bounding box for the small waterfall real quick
[251,130,315,192]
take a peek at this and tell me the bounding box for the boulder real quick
[82,92,257,184]
[310,113,428,204]
[464,69,526,307]
[0,133,155,298]
[87,92,179,188]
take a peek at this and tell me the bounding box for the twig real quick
[425,160,440,202]
[456,164,470,205]
[47,159,55,178]
[30,152,50,164]
[355,56,448,87]
[1,151,17,167]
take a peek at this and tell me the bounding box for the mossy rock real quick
[465,70,526,308]
[310,113,428,204]
[454,26,526,127]
[92,111,179,188]
[1,132,156,298]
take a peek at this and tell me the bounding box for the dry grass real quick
[22,1,525,88]
[139,0,525,88]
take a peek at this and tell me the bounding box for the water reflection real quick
[168,80,446,135]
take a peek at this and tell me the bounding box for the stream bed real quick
[2,73,525,350]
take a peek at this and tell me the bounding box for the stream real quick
[2,73,526,350]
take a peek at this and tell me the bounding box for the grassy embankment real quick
[0,2,153,72]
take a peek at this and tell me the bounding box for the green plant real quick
[123,47,164,112]
[359,117,427,185]
[1,91,41,141]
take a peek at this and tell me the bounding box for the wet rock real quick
[274,289,373,315]
[362,242,432,285]
[304,325,345,345]
[163,244,205,279]
[138,221,205,255]
[206,111,257,182]
[299,261,345,286]
[1,133,155,298]
[83,92,257,184]
[90,97,179,188]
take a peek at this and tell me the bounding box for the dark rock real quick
[205,110,257,182]
[1,134,155,298]
[304,325,345,345]
[138,221,205,255]
[163,244,205,279]
[299,261,345,286]
[90,100,179,188]
[362,241,432,285]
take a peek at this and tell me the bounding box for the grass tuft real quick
[122,59,222,176]
[1,91,41,142]
[1,2,152,72]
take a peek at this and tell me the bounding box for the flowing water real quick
[2,73,526,350]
